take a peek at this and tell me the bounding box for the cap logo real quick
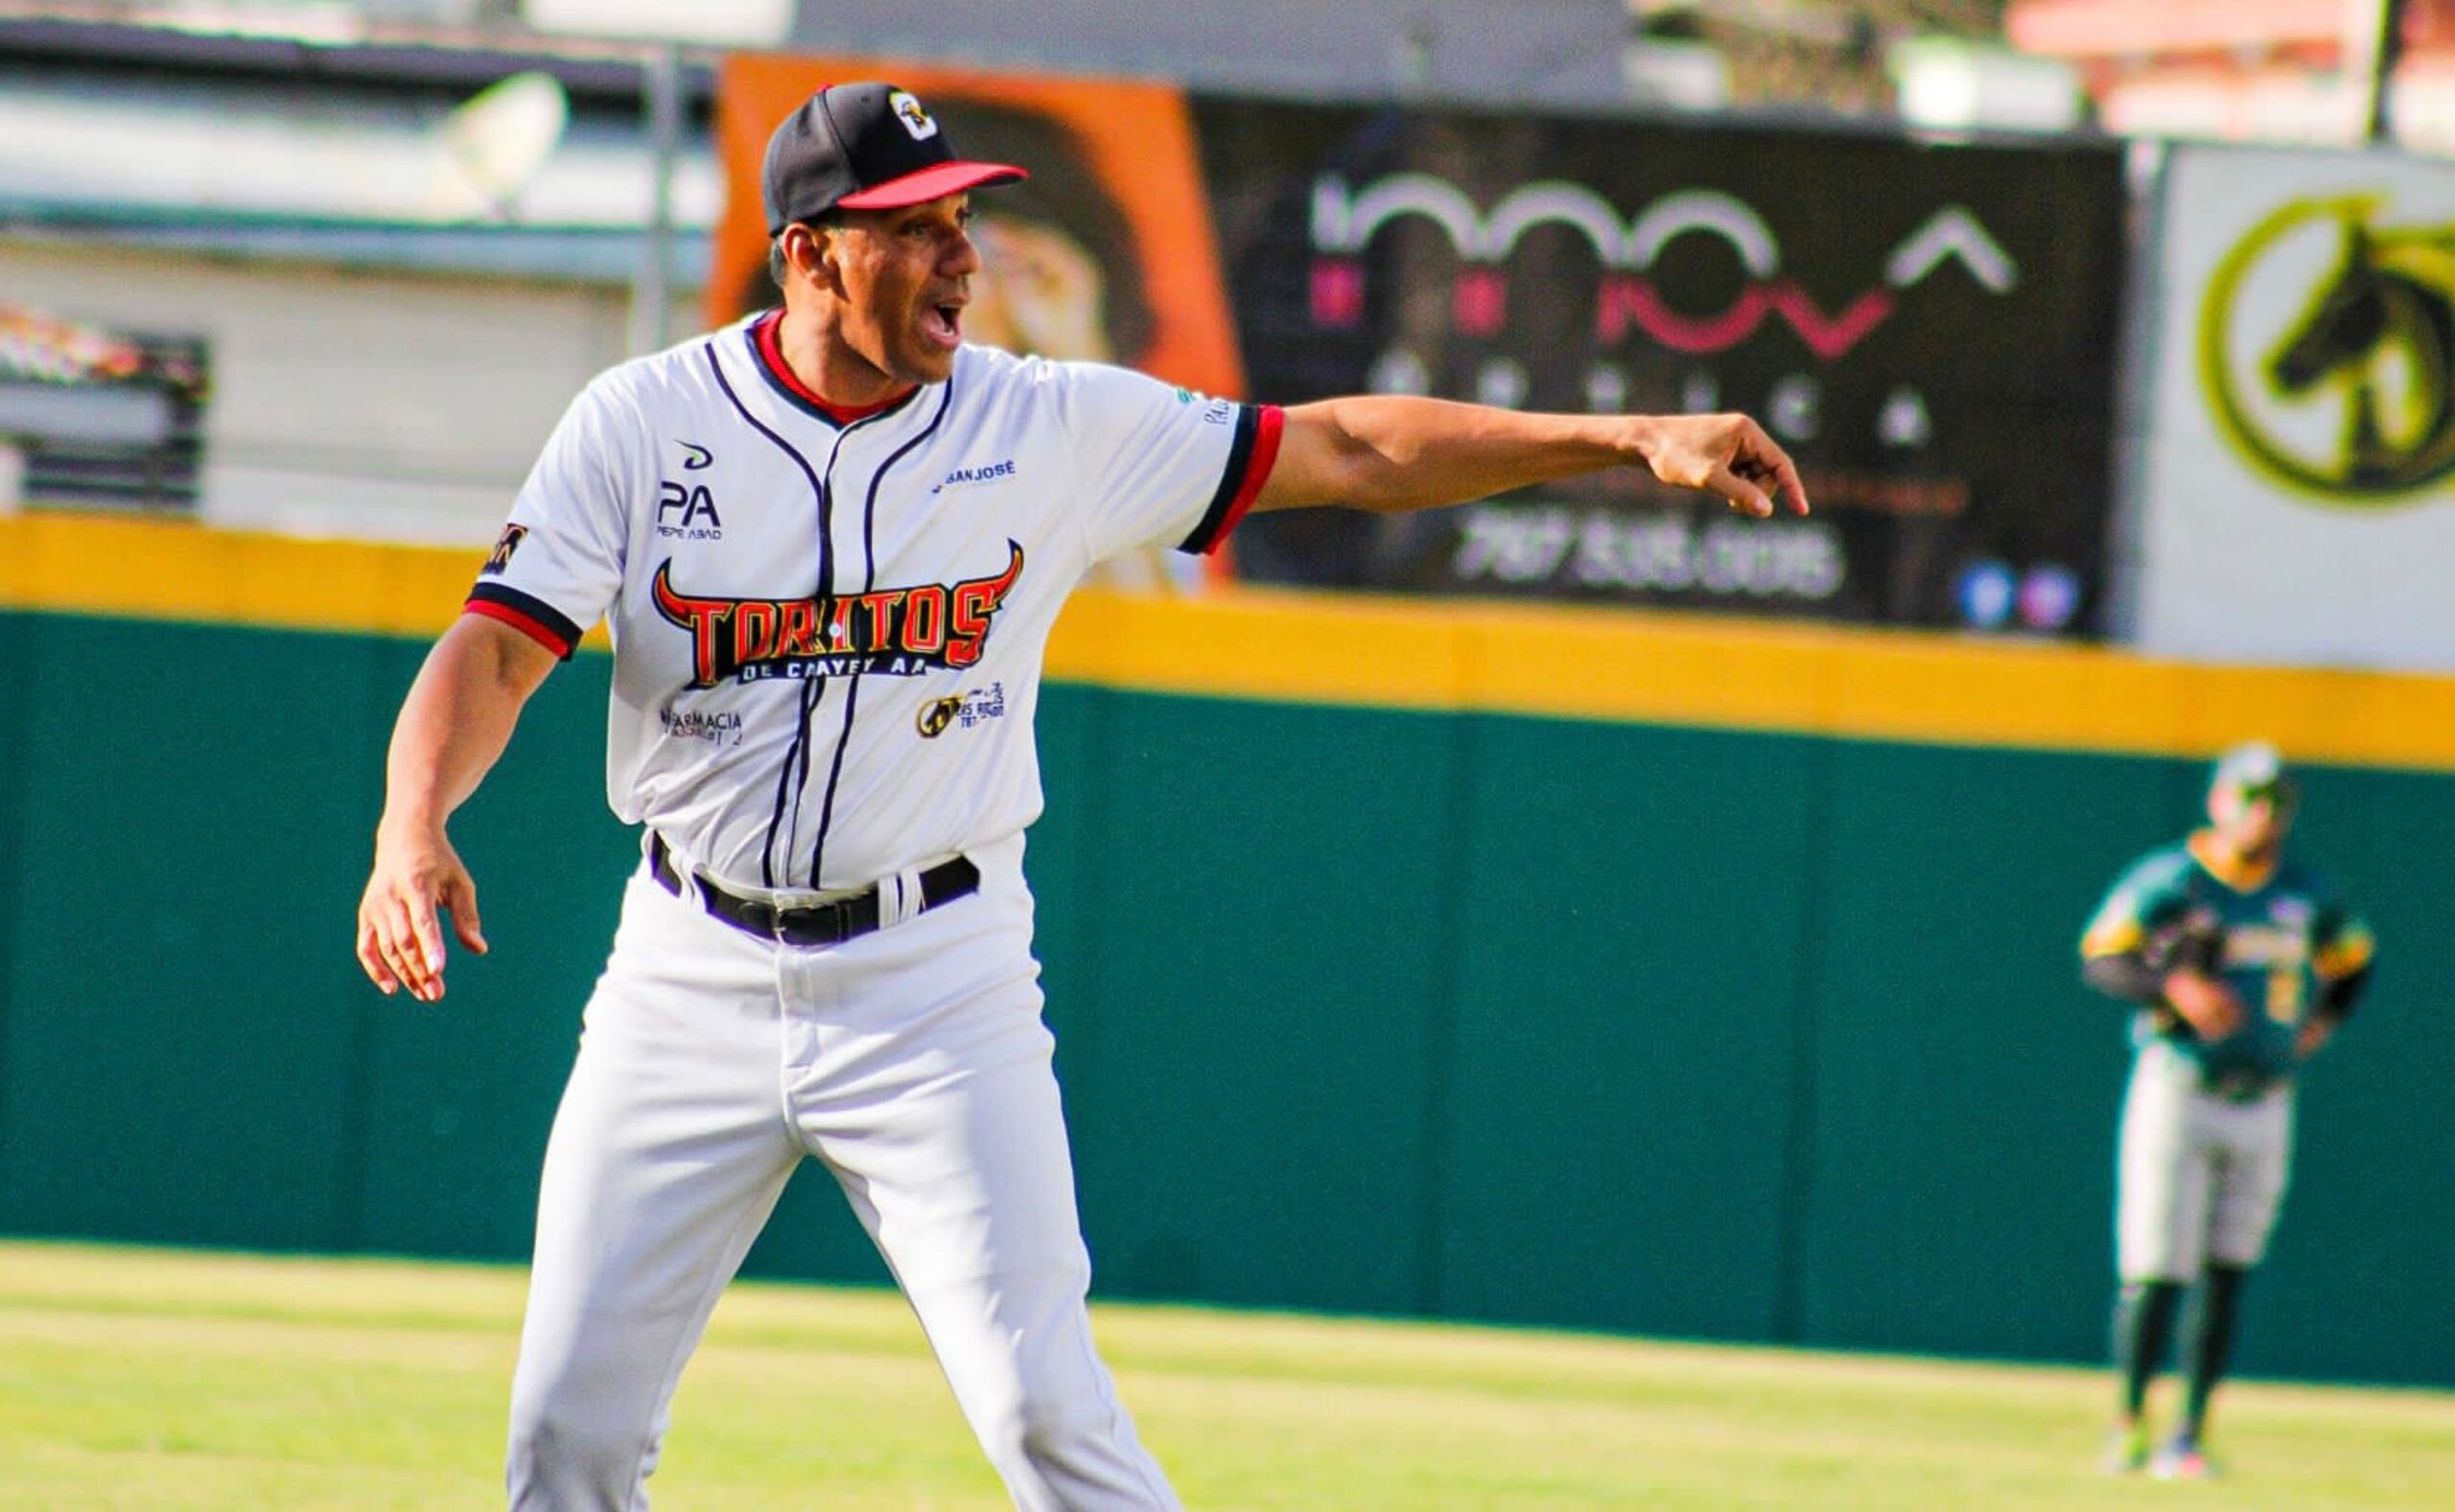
[889,91,939,142]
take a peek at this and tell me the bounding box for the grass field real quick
[0,1241,2448,1509]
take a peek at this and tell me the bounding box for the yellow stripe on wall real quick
[8,513,2455,773]
[0,513,612,648]
[1046,588,2455,772]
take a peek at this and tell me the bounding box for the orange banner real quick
[709,52,1245,403]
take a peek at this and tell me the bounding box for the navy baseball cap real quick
[762,82,1027,233]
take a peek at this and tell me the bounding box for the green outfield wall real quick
[3,519,2452,1390]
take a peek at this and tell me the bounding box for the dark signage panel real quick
[1199,102,2126,635]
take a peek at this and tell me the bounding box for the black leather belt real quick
[649,831,978,947]
[2202,1068,2286,1105]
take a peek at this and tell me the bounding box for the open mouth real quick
[923,302,963,348]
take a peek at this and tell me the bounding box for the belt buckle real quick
[775,897,847,948]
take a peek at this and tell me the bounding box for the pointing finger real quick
[1729,430,1809,517]
[1765,452,1811,515]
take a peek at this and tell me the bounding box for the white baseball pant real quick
[2116,1039,2295,1281]
[504,831,1180,1510]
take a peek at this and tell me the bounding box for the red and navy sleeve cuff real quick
[465,581,582,661]
[1179,404,1284,556]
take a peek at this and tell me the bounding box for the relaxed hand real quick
[356,822,487,1002]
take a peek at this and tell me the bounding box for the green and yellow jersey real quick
[2081,832,2375,1084]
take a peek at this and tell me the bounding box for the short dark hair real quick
[766,213,842,292]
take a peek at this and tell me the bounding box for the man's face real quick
[820,195,980,386]
[2209,779,2295,861]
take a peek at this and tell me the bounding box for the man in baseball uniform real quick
[2079,742,2375,1480]
[356,81,1808,1510]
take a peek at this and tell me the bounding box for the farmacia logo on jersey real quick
[652,542,1025,687]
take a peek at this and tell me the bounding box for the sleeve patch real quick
[481,523,528,576]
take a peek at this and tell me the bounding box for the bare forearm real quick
[380,616,551,837]
[2083,950,2164,1004]
[1258,398,1807,519]
[1280,397,1633,511]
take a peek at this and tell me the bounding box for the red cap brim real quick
[836,160,1029,210]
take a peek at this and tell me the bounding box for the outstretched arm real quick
[357,614,558,1002]
[1255,399,1809,520]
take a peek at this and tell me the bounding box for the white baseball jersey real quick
[468,311,1281,894]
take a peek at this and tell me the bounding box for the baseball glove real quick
[2140,904,2224,975]
[2139,904,2225,1035]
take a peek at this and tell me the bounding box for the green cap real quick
[2211,741,2298,809]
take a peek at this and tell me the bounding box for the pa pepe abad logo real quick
[2201,195,2455,505]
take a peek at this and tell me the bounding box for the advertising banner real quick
[1198,103,2127,633]
[709,69,2127,627]
[2139,144,2455,670]
[0,304,208,513]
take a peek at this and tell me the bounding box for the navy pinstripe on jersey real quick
[810,382,953,887]
[704,337,836,889]
[465,315,1279,896]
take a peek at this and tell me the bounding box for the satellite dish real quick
[433,70,570,222]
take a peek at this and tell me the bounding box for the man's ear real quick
[787,222,846,294]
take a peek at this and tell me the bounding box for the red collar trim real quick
[752,311,916,425]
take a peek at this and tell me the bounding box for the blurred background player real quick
[2078,741,2376,1478]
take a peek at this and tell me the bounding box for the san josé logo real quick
[2202,195,2455,504]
